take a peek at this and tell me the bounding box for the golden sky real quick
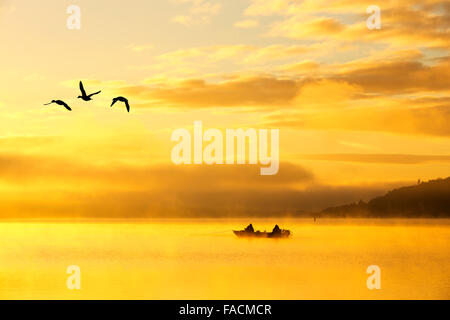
[0,0,449,217]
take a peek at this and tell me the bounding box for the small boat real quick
[233,224,291,238]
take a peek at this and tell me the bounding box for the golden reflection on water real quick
[0,219,448,299]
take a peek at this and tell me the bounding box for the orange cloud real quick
[269,16,346,39]
[295,154,450,164]
[336,59,450,94]
[0,153,330,217]
[268,104,450,137]
[253,0,450,48]
[119,76,301,108]
[154,44,311,69]
[117,55,449,110]
[0,152,412,218]
[171,0,222,26]
[277,60,320,74]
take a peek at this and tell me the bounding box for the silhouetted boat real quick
[233,224,291,238]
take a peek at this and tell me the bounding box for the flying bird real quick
[111,96,130,112]
[44,100,72,111]
[78,81,101,101]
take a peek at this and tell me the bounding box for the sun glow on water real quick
[0,219,448,299]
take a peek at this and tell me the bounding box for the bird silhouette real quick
[44,100,72,111]
[78,81,101,101]
[111,96,130,112]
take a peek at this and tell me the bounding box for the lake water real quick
[0,219,448,299]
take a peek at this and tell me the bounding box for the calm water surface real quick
[0,219,448,299]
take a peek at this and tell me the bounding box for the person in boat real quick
[272,224,281,235]
[245,224,254,232]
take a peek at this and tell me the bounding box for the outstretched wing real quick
[43,101,53,105]
[88,90,101,98]
[61,101,72,111]
[124,99,130,112]
[79,81,86,96]
[111,98,118,107]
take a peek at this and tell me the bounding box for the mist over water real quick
[0,219,448,299]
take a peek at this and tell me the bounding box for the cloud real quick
[244,0,294,16]
[101,44,450,138]
[277,60,320,74]
[132,44,448,107]
[0,153,332,218]
[0,153,312,187]
[247,0,450,48]
[118,75,300,108]
[172,15,210,26]
[190,1,221,15]
[268,104,450,137]
[0,184,393,218]
[0,152,411,218]
[157,45,254,64]
[293,79,361,109]
[110,53,450,140]
[171,0,222,26]
[245,0,449,16]
[126,44,154,53]
[335,59,450,94]
[269,16,346,39]
[154,44,311,68]
[240,45,310,65]
[295,154,450,164]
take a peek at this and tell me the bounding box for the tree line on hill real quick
[321,177,450,217]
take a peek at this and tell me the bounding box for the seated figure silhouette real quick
[233,224,290,238]
[272,224,281,234]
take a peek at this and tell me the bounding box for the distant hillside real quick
[321,177,450,217]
